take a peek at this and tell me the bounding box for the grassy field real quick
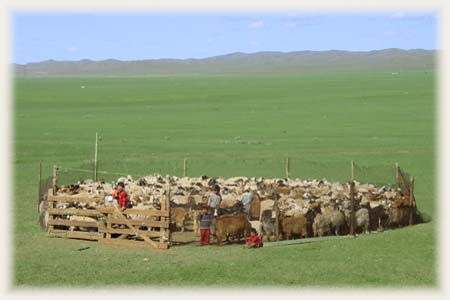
[13,70,436,287]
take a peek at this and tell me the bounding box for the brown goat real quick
[170,207,186,232]
[216,214,251,246]
[279,214,308,240]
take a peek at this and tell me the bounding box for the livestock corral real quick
[39,168,422,249]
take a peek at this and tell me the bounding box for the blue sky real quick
[13,11,437,64]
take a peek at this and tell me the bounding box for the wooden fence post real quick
[409,176,415,225]
[275,199,280,241]
[167,175,171,245]
[285,157,289,179]
[52,165,58,195]
[350,180,356,236]
[106,213,111,239]
[160,175,171,248]
[351,160,355,181]
[94,131,98,182]
[395,162,399,188]
[38,161,42,213]
[183,159,187,177]
[47,188,54,232]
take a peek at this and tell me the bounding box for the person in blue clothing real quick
[208,185,222,238]
[241,188,253,218]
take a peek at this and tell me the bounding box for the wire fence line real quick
[39,156,412,193]
[37,131,412,194]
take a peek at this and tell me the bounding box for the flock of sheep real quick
[46,173,418,242]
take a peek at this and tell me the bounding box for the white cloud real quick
[67,46,78,53]
[248,20,264,29]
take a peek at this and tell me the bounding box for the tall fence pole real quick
[409,176,415,225]
[183,159,187,177]
[350,180,356,236]
[52,165,58,195]
[395,162,400,188]
[165,175,172,246]
[275,199,280,241]
[285,157,290,179]
[38,161,42,213]
[94,131,98,182]
[351,160,355,181]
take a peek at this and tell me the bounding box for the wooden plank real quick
[409,176,415,225]
[48,219,98,228]
[161,175,170,247]
[350,180,356,236]
[47,188,55,232]
[98,219,106,239]
[106,213,112,239]
[395,162,399,188]
[103,228,163,238]
[47,195,104,203]
[107,218,169,228]
[48,208,102,217]
[99,238,169,249]
[49,229,100,241]
[38,161,42,214]
[52,165,58,193]
[66,231,100,241]
[98,207,169,217]
[116,234,128,240]
[112,207,161,249]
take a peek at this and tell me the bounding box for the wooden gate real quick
[46,188,171,249]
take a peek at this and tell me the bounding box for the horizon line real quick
[13,48,437,65]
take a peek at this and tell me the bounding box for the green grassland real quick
[13,70,436,287]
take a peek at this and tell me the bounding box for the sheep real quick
[188,209,201,236]
[355,208,370,234]
[51,174,417,239]
[68,215,97,232]
[259,200,275,217]
[127,203,159,231]
[326,209,346,236]
[170,207,187,232]
[259,209,276,242]
[367,205,389,231]
[388,206,410,228]
[279,214,308,240]
[312,213,331,237]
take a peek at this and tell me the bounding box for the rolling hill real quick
[14,48,436,77]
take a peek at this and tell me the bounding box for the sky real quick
[12,11,437,64]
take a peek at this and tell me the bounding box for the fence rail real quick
[39,159,418,248]
[45,188,171,249]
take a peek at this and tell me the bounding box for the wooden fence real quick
[42,160,417,247]
[46,187,171,249]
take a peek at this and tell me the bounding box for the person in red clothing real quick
[197,205,214,246]
[112,181,127,210]
[245,228,262,248]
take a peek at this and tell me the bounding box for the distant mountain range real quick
[14,49,436,77]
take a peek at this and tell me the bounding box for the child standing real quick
[197,205,214,246]
[208,185,222,239]
[112,181,127,210]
